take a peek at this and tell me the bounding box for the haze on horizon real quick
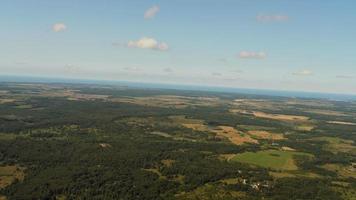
[1,0,356,94]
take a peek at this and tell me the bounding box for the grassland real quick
[231,150,312,171]
[247,130,284,140]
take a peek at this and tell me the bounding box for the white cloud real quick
[127,37,169,51]
[239,51,267,59]
[52,23,67,32]
[257,15,289,22]
[293,69,313,76]
[144,5,160,19]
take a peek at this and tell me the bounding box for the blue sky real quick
[1,0,356,94]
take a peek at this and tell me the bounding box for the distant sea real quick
[1,75,356,101]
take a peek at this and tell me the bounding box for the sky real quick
[1,0,356,94]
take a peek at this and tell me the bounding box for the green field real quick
[231,150,311,170]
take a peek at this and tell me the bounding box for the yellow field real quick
[247,130,284,140]
[295,125,315,131]
[161,159,175,167]
[252,111,309,122]
[0,165,25,189]
[327,121,356,126]
[213,126,258,145]
[0,98,16,104]
[281,146,296,151]
[181,123,210,132]
[99,143,111,148]
[321,163,356,178]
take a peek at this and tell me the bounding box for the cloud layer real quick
[52,23,67,32]
[239,51,267,59]
[144,5,160,19]
[128,37,169,51]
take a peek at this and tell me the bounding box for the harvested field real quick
[0,165,25,189]
[213,126,258,145]
[161,159,175,167]
[181,123,210,132]
[0,98,15,104]
[321,163,356,178]
[252,111,309,122]
[269,171,320,179]
[247,130,284,140]
[99,143,111,148]
[218,154,236,161]
[281,146,296,151]
[303,109,348,117]
[150,131,172,138]
[327,121,356,126]
[220,178,240,185]
[295,125,315,131]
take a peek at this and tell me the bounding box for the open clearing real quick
[213,126,258,145]
[170,116,258,145]
[295,124,315,131]
[0,98,16,104]
[252,111,309,122]
[303,109,348,117]
[327,121,356,126]
[312,137,355,154]
[247,130,284,140]
[175,183,246,200]
[0,165,25,189]
[321,163,356,178]
[269,171,320,179]
[231,150,311,171]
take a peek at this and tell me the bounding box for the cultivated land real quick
[0,82,355,200]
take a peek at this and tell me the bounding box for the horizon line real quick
[1,74,356,99]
